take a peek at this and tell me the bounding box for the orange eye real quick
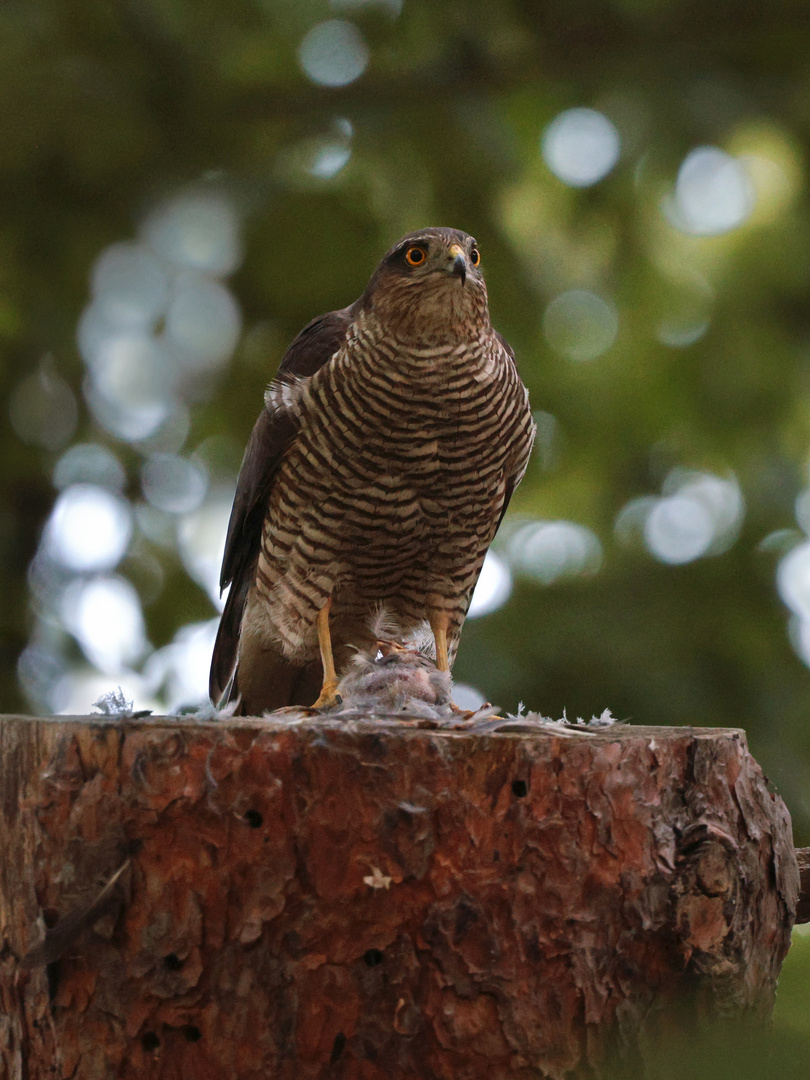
[470,246,480,267]
[404,246,427,266]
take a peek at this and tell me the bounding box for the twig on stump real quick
[0,715,800,1079]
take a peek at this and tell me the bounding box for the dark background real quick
[2,0,810,1063]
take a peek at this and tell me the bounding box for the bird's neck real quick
[354,297,492,353]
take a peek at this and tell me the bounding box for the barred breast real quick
[244,309,535,666]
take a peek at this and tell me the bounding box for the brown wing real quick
[460,331,534,620]
[209,306,354,703]
[492,330,533,535]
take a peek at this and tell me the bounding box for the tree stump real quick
[0,715,800,1079]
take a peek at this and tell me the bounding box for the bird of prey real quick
[210,227,535,714]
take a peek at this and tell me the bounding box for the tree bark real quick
[0,715,800,1079]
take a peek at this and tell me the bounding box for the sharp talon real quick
[313,678,342,710]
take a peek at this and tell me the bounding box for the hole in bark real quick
[42,907,60,929]
[46,960,60,1002]
[526,935,542,963]
[330,1032,347,1063]
[511,779,528,798]
[163,953,183,971]
[244,809,263,828]
[367,734,387,758]
[364,948,384,966]
[183,1025,202,1042]
[492,849,500,862]
[453,899,479,940]
[141,1032,160,1052]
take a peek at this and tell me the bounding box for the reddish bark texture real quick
[0,716,799,1079]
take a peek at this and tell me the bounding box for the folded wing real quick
[209,307,354,705]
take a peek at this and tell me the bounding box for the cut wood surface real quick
[0,715,800,1080]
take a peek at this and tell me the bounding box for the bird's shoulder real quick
[276,304,355,381]
[493,329,518,366]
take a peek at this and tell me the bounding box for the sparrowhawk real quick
[210,228,535,713]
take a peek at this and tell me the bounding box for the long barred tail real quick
[232,645,323,714]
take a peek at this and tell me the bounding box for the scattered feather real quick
[90,688,151,719]
[250,648,622,736]
[588,708,619,727]
[260,706,312,724]
[187,698,241,721]
[365,604,404,647]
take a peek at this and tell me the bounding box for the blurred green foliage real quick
[602,928,810,1078]
[2,0,810,1062]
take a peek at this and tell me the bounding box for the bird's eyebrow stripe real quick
[411,234,474,247]
[394,240,430,255]
[390,235,475,261]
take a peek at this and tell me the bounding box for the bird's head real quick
[361,227,490,344]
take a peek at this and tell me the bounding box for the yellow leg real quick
[313,599,343,709]
[429,610,451,673]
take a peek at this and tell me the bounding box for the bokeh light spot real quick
[532,410,561,471]
[81,328,174,441]
[728,123,803,226]
[467,551,512,618]
[614,496,658,547]
[618,470,744,564]
[276,119,354,185]
[144,619,219,710]
[45,484,132,572]
[17,639,67,714]
[644,495,714,564]
[54,670,158,718]
[667,147,755,236]
[789,614,810,670]
[507,520,603,585]
[10,361,78,452]
[310,145,351,179]
[77,189,243,441]
[298,20,369,87]
[163,272,242,373]
[543,290,618,362]
[309,122,353,177]
[60,575,147,674]
[143,193,242,276]
[453,683,487,711]
[53,443,126,492]
[541,108,621,188]
[91,242,169,328]
[655,272,713,348]
[778,541,810,624]
[177,489,234,607]
[141,453,208,515]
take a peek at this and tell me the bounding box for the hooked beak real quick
[448,243,467,286]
